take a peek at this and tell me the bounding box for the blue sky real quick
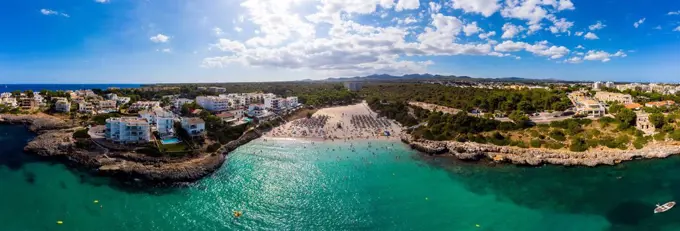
[0,0,679,83]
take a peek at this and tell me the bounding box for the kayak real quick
[654,201,675,213]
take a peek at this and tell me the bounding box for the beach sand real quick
[264,102,402,141]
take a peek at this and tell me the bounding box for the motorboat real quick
[654,201,676,213]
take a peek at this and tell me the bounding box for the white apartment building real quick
[1,92,12,98]
[196,96,229,112]
[105,117,151,144]
[173,98,194,109]
[116,97,131,106]
[208,87,227,93]
[129,101,160,111]
[605,82,615,88]
[264,97,282,111]
[287,96,299,108]
[98,100,117,112]
[594,92,633,104]
[593,81,603,90]
[54,100,71,113]
[0,97,17,107]
[78,102,94,113]
[106,93,118,100]
[139,108,175,137]
[181,117,206,137]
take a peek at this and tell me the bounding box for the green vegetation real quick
[362,83,572,114]
[72,129,90,139]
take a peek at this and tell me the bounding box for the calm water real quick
[0,84,141,92]
[2,125,680,230]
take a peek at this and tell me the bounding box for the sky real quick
[0,0,679,84]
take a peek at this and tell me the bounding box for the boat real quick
[654,201,675,213]
[233,210,243,218]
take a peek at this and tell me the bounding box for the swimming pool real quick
[160,137,181,145]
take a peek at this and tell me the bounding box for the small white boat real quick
[654,201,676,213]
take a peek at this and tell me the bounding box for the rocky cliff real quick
[21,118,263,184]
[94,129,262,184]
[0,114,72,132]
[400,133,680,166]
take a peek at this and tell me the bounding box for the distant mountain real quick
[319,73,566,83]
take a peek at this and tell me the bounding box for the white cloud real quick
[583,32,599,40]
[463,22,481,36]
[574,31,583,36]
[395,0,419,11]
[575,45,585,49]
[557,0,575,11]
[211,39,246,53]
[213,27,224,36]
[235,27,243,32]
[548,16,573,34]
[565,56,582,64]
[158,48,172,53]
[653,25,662,30]
[428,2,442,13]
[668,11,680,15]
[583,50,626,62]
[501,23,525,39]
[149,34,170,43]
[478,31,496,40]
[500,0,550,24]
[674,26,680,32]
[94,0,110,3]
[633,18,645,28]
[494,40,570,59]
[588,21,606,31]
[450,0,501,17]
[40,9,69,17]
[397,16,418,25]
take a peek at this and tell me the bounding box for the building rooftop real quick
[182,117,205,125]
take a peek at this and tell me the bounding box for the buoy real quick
[57,221,63,225]
[94,200,99,203]
[425,197,429,200]
[476,224,480,227]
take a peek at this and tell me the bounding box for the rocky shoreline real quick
[2,113,261,185]
[400,133,680,166]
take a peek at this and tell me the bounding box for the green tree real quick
[509,110,529,126]
[615,108,637,129]
[649,113,665,129]
[608,103,624,114]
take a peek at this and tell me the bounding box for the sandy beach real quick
[264,102,402,141]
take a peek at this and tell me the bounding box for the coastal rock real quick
[97,128,262,183]
[24,129,75,156]
[0,114,72,132]
[400,133,680,167]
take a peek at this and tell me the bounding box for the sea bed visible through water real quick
[1,124,680,231]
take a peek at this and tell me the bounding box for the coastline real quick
[0,113,261,185]
[399,133,680,166]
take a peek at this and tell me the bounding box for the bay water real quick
[1,125,680,230]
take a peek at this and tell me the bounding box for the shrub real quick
[530,139,542,148]
[654,132,667,142]
[633,136,650,149]
[549,129,566,141]
[207,143,221,152]
[544,141,564,149]
[569,136,589,152]
[670,130,680,141]
[72,129,90,139]
[529,130,541,137]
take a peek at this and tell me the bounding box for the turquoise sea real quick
[2,124,680,230]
